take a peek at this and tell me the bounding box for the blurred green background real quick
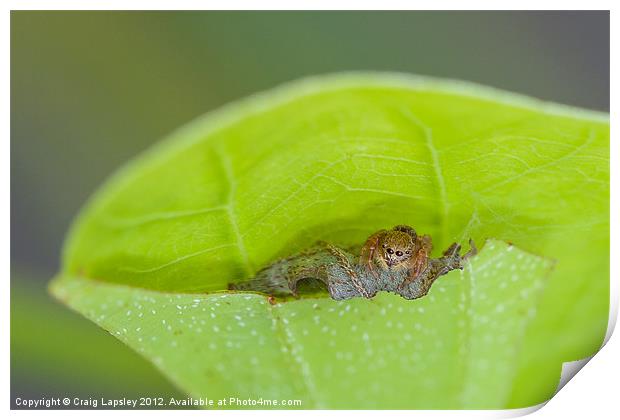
[10,11,609,405]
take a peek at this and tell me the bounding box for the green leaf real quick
[49,73,609,408]
[12,271,181,399]
[52,240,551,408]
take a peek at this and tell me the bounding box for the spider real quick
[359,225,432,284]
[229,225,476,300]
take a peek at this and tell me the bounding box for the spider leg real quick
[359,230,386,277]
[462,238,478,260]
[442,242,461,258]
[327,243,370,298]
[400,234,433,287]
[413,234,433,276]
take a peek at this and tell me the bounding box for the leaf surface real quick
[50,73,609,408]
[53,241,550,408]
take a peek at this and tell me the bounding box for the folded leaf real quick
[49,73,609,408]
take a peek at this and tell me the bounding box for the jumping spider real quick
[360,225,432,284]
[230,225,477,300]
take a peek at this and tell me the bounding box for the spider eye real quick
[405,250,411,254]
[396,251,403,257]
[387,248,394,254]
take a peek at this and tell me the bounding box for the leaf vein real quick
[479,129,597,194]
[400,108,449,245]
[120,243,236,273]
[216,147,253,276]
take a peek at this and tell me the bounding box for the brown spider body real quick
[359,225,433,285]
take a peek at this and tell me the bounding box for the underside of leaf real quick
[49,73,609,409]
